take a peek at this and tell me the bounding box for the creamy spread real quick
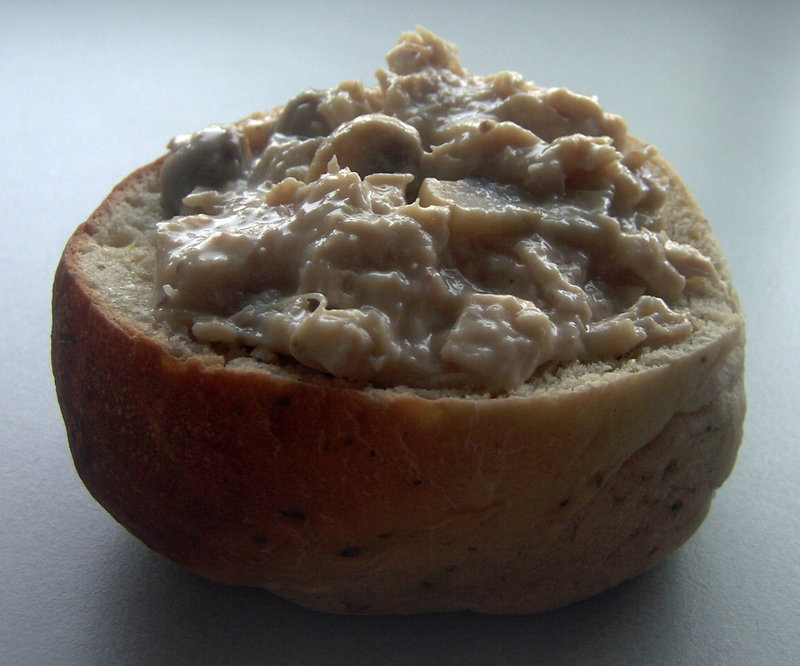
[155,28,716,393]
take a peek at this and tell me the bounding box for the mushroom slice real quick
[307,114,423,181]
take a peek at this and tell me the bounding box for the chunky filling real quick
[155,29,716,393]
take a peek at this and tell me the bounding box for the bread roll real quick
[52,29,744,614]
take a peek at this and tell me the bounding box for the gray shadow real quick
[83,527,696,666]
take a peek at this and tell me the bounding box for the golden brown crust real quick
[52,143,745,614]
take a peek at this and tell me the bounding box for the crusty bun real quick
[52,33,744,614]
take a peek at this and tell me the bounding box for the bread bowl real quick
[52,29,745,614]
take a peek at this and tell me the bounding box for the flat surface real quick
[2,2,798,664]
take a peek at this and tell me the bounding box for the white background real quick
[2,1,798,664]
